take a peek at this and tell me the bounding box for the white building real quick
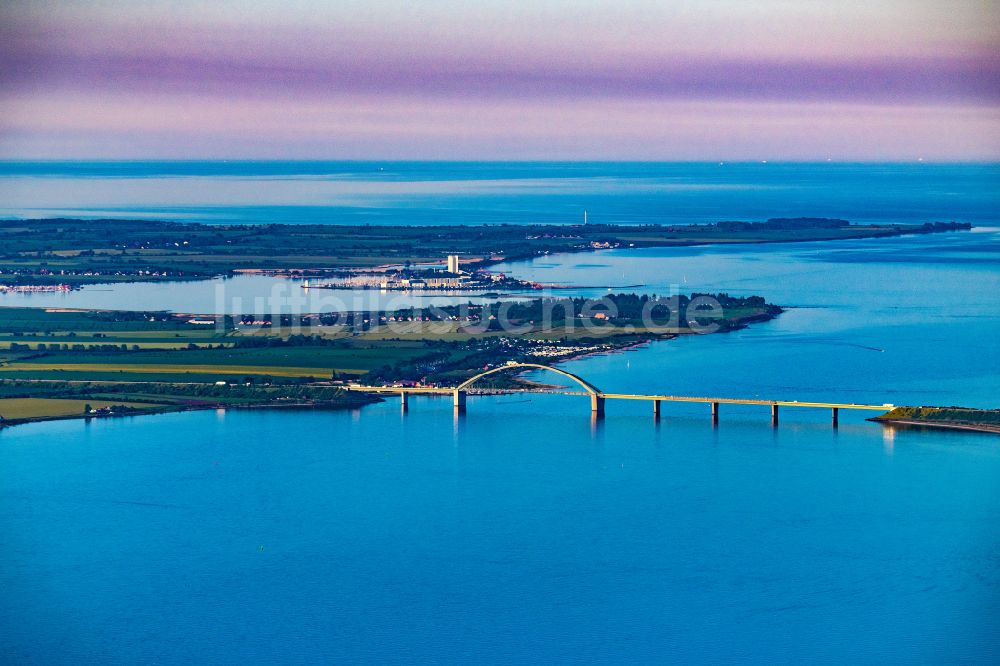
[447,254,461,274]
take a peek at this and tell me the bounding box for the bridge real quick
[346,362,893,427]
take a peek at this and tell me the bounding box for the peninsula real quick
[871,407,1000,434]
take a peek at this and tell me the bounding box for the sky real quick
[1,0,998,160]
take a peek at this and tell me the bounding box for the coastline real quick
[0,396,377,430]
[870,418,1000,435]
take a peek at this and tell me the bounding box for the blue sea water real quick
[1,163,999,664]
[0,161,997,225]
[2,404,999,665]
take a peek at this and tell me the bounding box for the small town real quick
[304,254,542,291]
[0,283,76,293]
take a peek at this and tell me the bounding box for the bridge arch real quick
[456,362,602,395]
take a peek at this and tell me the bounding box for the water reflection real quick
[590,411,605,436]
[452,405,466,438]
[882,425,897,455]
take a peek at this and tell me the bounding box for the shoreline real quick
[869,418,1000,435]
[0,396,377,430]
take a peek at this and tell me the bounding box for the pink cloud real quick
[1,0,997,159]
[2,93,997,160]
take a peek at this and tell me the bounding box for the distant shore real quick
[0,218,972,287]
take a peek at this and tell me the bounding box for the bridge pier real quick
[400,391,409,412]
[453,389,466,412]
[832,407,839,428]
[591,394,605,417]
[771,403,779,426]
[653,399,661,421]
[711,401,719,425]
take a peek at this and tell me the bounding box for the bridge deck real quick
[600,393,889,410]
[349,386,452,394]
[346,386,891,411]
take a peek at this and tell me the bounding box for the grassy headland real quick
[871,407,1000,434]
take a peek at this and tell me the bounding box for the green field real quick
[0,397,164,420]
[2,339,229,350]
[0,363,336,378]
[6,342,431,369]
[0,370,305,383]
[0,306,238,351]
[0,307,227,332]
[0,380,376,426]
[0,337,463,383]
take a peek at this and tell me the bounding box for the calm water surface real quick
[0,274,516,312]
[2,401,998,664]
[1,161,997,225]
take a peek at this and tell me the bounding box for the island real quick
[0,217,971,286]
